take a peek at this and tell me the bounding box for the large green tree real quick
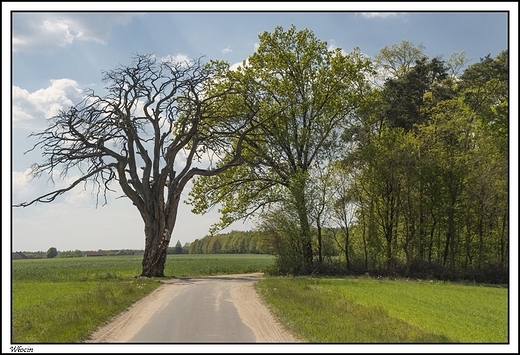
[188,25,372,273]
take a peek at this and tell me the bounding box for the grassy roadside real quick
[256,276,508,343]
[12,279,160,343]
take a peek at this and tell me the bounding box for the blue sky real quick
[5,3,517,254]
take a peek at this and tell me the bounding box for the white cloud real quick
[13,168,70,206]
[221,46,233,54]
[229,58,250,72]
[12,19,74,53]
[12,13,137,53]
[13,79,83,130]
[327,40,348,56]
[159,53,192,66]
[12,169,35,202]
[360,12,402,19]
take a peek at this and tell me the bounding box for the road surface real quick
[87,273,299,343]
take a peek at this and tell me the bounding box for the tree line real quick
[187,230,270,254]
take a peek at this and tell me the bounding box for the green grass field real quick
[11,255,508,344]
[11,254,275,343]
[256,277,508,343]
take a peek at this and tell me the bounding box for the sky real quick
[3,3,518,354]
[5,3,517,255]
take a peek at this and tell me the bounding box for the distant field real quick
[163,253,276,276]
[12,254,275,281]
[11,254,275,343]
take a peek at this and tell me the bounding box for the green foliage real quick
[257,277,508,343]
[380,57,451,130]
[375,40,427,79]
[347,49,508,279]
[188,230,270,254]
[257,207,305,275]
[167,240,184,254]
[46,247,58,259]
[188,25,373,272]
[459,50,508,155]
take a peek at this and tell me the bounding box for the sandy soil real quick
[87,273,301,343]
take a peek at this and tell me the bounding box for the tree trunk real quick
[141,220,171,277]
[316,219,323,263]
[444,193,457,269]
[299,213,313,272]
[139,194,180,277]
[138,180,184,277]
[343,226,351,271]
[291,174,313,273]
[362,221,368,272]
[358,204,368,271]
[383,209,394,267]
[418,183,426,262]
[428,212,437,263]
[477,214,484,270]
[499,210,508,268]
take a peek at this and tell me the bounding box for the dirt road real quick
[87,273,300,343]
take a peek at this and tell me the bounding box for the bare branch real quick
[13,163,118,207]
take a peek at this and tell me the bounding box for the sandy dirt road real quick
[87,273,300,343]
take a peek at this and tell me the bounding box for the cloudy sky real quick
[5,3,516,254]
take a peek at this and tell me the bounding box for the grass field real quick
[11,254,275,343]
[11,254,509,344]
[256,277,509,343]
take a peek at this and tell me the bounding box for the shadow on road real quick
[160,273,264,285]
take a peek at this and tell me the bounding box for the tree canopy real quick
[188,25,374,273]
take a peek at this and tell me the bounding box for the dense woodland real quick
[188,29,509,284]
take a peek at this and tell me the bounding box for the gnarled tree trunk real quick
[141,222,171,277]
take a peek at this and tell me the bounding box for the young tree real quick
[172,240,183,254]
[188,25,372,273]
[375,40,426,80]
[13,54,255,277]
[46,247,58,259]
[328,163,358,271]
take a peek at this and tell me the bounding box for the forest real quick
[188,29,509,284]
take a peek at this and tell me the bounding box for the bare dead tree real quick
[13,54,259,277]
